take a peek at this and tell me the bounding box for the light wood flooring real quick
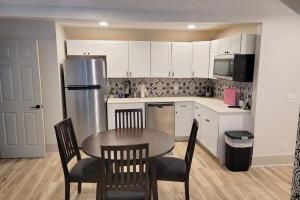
[0,142,293,200]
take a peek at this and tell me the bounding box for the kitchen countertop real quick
[107,97,251,114]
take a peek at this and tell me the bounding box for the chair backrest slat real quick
[101,144,149,199]
[184,119,199,176]
[115,109,143,129]
[54,118,81,177]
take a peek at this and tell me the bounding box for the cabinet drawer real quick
[201,106,219,126]
[107,103,145,113]
[175,102,194,112]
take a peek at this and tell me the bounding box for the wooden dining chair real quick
[54,118,102,200]
[100,143,150,200]
[115,109,143,129]
[154,119,199,200]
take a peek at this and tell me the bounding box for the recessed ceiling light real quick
[187,24,196,29]
[99,21,109,26]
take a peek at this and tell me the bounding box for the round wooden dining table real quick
[81,128,175,200]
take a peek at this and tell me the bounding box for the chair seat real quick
[69,158,101,182]
[156,156,186,182]
[106,191,145,200]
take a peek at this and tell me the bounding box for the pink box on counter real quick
[224,88,239,105]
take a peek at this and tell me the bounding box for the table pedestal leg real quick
[150,159,158,200]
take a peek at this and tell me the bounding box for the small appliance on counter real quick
[123,80,131,98]
[199,85,214,97]
[224,88,240,106]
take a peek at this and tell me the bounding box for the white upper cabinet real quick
[129,41,151,77]
[218,35,241,55]
[150,42,172,78]
[66,40,107,55]
[172,42,193,78]
[66,40,87,55]
[85,40,107,55]
[192,41,210,78]
[217,34,256,55]
[107,41,129,78]
[209,40,219,79]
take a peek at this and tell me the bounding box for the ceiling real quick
[0,0,295,28]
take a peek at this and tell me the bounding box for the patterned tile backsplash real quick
[211,79,253,100]
[108,78,253,100]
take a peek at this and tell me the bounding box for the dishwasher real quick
[146,102,175,137]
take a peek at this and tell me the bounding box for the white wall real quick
[252,15,300,165]
[0,19,63,146]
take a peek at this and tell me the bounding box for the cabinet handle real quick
[180,106,186,108]
[88,52,90,55]
[83,52,86,55]
[126,71,129,77]
[205,118,210,122]
[169,71,171,77]
[192,71,195,76]
[172,72,175,77]
[130,71,132,77]
[198,114,200,117]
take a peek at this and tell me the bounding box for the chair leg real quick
[184,179,190,200]
[78,182,82,193]
[96,182,102,200]
[65,180,70,200]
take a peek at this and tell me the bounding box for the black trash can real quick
[225,131,254,171]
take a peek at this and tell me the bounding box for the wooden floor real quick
[0,142,293,200]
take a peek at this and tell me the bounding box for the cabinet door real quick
[201,109,219,156]
[172,42,192,78]
[192,41,210,78]
[66,40,87,55]
[129,41,151,77]
[209,40,219,79]
[86,40,107,55]
[151,42,172,78]
[175,102,194,137]
[229,35,242,54]
[107,41,129,78]
[218,38,230,55]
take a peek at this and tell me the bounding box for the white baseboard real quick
[252,154,294,166]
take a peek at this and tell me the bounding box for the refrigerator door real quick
[65,88,107,144]
[64,58,106,86]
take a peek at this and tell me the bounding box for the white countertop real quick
[107,97,251,114]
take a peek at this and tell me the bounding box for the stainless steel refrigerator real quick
[63,57,107,143]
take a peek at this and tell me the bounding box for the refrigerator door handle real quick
[66,85,101,90]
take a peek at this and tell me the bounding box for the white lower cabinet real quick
[107,103,145,129]
[195,103,252,163]
[175,102,194,137]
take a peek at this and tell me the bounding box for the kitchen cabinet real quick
[172,42,193,78]
[107,103,145,129]
[129,41,151,77]
[192,41,210,78]
[218,35,241,55]
[150,42,172,78]
[217,34,256,55]
[107,41,129,78]
[66,40,107,55]
[209,40,219,79]
[200,106,219,157]
[175,102,194,138]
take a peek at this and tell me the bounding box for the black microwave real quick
[213,54,255,82]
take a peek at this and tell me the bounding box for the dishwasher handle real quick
[146,103,174,108]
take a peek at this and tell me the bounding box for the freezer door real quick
[64,58,107,86]
[65,88,107,144]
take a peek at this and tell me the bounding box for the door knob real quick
[29,105,41,109]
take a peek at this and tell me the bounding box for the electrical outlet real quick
[286,94,295,103]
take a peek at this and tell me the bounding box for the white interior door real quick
[0,39,45,158]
